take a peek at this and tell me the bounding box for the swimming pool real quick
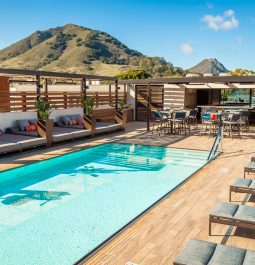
[0,143,211,265]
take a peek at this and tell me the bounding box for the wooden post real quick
[36,75,41,99]
[64,92,68,108]
[22,92,27,112]
[115,80,119,110]
[147,83,151,131]
[44,79,48,102]
[0,76,10,112]
[249,89,252,106]
[95,92,99,107]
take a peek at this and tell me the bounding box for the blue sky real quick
[0,0,254,70]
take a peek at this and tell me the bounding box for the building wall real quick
[163,84,185,109]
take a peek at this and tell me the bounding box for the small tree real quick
[229,68,255,76]
[116,69,151,80]
[35,97,52,120]
[82,96,95,115]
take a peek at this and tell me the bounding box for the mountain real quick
[0,24,185,77]
[189,58,229,74]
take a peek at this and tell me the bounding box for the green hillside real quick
[0,24,185,77]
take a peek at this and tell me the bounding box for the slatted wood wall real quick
[163,85,185,109]
[0,91,126,113]
[135,85,164,121]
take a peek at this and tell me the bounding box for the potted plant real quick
[82,96,96,135]
[35,97,54,147]
[115,98,130,128]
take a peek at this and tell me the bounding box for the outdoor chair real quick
[170,112,188,135]
[223,113,241,138]
[229,178,255,201]
[174,239,255,265]
[209,202,255,236]
[240,111,250,132]
[187,108,198,128]
[244,161,255,178]
[152,111,167,135]
[200,113,219,137]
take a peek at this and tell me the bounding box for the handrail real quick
[207,126,222,160]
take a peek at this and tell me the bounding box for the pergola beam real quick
[0,68,116,81]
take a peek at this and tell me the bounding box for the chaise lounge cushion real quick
[243,250,255,265]
[174,239,255,265]
[208,244,246,265]
[231,178,255,189]
[174,239,216,265]
[211,202,239,219]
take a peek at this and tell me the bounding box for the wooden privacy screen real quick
[0,91,126,112]
[135,85,164,121]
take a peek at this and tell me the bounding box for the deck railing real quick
[207,126,222,160]
[0,91,126,112]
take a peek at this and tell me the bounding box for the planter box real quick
[115,109,128,129]
[37,119,54,148]
[83,114,96,136]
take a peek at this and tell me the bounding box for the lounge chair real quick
[174,239,255,265]
[209,202,255,235]
[244,161,255,178]
[230,178,255,201]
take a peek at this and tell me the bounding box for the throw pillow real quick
[17,120,30,131]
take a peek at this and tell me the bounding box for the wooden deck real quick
[1,122,255,264]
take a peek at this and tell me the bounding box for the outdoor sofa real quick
[174,239,255,265]
[1,119,47,153]
[209,202,255,235]
[53,114,91,144]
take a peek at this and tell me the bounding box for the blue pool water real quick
[0,143,210,265]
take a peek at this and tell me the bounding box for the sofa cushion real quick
[25,125,37,131]
[70,114,82,120]
[17,120,30,131]
[61,115,72,125]
[29,119,37,125]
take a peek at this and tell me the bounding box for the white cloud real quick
[202,9,239,31]
[180,43,193,55]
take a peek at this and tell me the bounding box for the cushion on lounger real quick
[245,162,255,169]
[207,244,246,265]
[234,205,255,223]
[61,115,72,125]
[243,250,255,265]
[174,239,216,265]
[211,202,239,219]
[16,119,30,131]
[231,178,253,188]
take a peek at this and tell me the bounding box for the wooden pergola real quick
[119,75,255,131]
[0,68,119,110]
